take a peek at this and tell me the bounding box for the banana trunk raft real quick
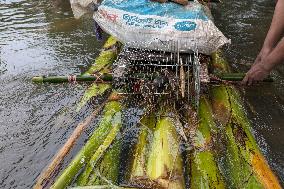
[34,37,281,188]
[34,4,281,189]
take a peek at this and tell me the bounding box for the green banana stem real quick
[76,122,122,186]
[76,84,111,112]
[146,107,185,189]
[189,97,226,189]
[129,127,149,179]
[127,113,156,186]
[210,51,281,189]
[211,50,231,74]
[83,37,120,77]
[77,36,119,111]
[87,138,122,186]
[83,50,117,76]
[127,108,186,189]
[51,100,122,189]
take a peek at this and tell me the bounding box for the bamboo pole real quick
[32,74,113,83]
[32,72,273,84]
[215,73,273,82]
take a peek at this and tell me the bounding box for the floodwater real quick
[0,0,283,188]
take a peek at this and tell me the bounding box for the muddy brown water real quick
[0,0,283,188]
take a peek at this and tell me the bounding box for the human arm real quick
[242,39,284,85]
[242,0,284,85]
[261,0,284,53]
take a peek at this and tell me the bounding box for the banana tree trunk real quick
[75,121,122,186]
[51,99,122,189]
[126,108,186,189]
[129,114,156,180]
[146,107,185,189]
[86,138,122,186]
[76,36,120,111]
[188,96,226,189]
[209,50,281,189]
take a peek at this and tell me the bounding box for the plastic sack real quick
[93,0,230,55]
[70,0,97,19]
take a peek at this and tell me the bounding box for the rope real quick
[67,75,77,83]
[92,72,104,83]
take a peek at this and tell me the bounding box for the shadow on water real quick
[0,0,283,188]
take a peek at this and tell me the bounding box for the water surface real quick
[0,1,105,188]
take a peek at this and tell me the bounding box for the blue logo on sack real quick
[174,21,196,31]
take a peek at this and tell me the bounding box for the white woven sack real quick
[94,0,230,54]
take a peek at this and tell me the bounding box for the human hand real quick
[242,63,271,85]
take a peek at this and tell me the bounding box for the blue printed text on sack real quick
[123,14,168,29]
